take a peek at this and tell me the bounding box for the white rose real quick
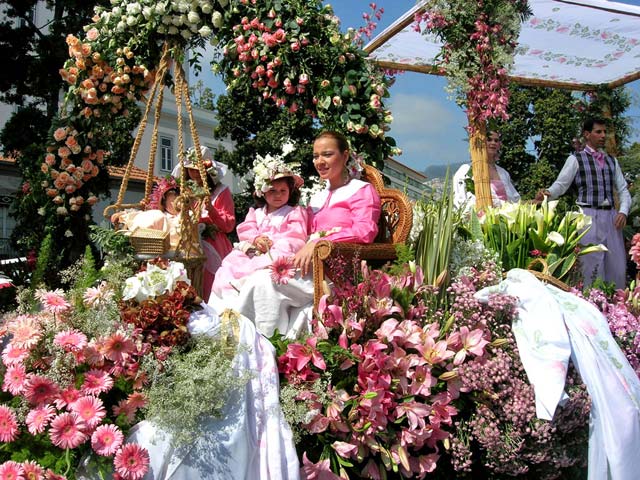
[155,3,167,15]
[38,207,46,216]
[212,10,223,28]
[181,29,193,40]
[126,15,138,26]
[198,25,213,37]
[168,25,179,35]
[64,230,73,238]
[172,14,184,26]
[56,206,68,216]
[142,6,153,19]
[161,15,172,25]
[187,11,200,24]
[126,3,141,15]
[201,2,213,14]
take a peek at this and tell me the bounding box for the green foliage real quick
[189,79,216,111]
[414,177,457,295]
[31,233,54,288]
[145,335,248,447]
[89,225,135,260]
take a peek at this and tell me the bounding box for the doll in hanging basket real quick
[172,146,236,301]
[111,177,182,256]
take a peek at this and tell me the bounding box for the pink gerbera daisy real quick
[35,289,70,314]
[101,332,135,364]
[113,443,149,480]
[125,392,147,410]
[91,424,124,456]
[112,399,137,424]
[7,315,42,349]
[26,404,56,435]
[49,412,87,449]
[54,386,81,410]
[82,342,105,368]
[0,461,23,480]
[269,256,296,285]
[83,282,113,308]
[53,329,87,352]
[2,344,30,366]
[0,405,19,442]
[71,396,106,429]
[81,370,114,396]
[21,460,44,480]
[2,364,27,395]
[44,469,65,480]
[24,375,60,406]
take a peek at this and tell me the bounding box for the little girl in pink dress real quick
[210,164,308,301]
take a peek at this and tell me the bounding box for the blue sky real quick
[330,0,640,174]
[198,1,640,174]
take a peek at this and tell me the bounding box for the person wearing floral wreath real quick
[453,129,520,210]
[174,146,236,301]
[231,131,381,338]
[535,117,631,289]
[111,177,182,253]
[210,152,309,301]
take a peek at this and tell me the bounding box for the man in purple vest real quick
[536,117,631,289]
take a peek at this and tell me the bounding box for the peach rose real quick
[86,28,99,41]
[53,128,67,142]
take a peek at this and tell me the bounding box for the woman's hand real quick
[254,235,273,254]
[293,242,316,276]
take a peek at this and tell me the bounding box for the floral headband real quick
[253,146,304,197]
[148,177,179,210]
[183,146,227,181]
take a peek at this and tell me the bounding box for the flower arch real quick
[39,0,398,221]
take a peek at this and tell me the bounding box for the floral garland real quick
[414,0,532,129]
[252,143,301,197]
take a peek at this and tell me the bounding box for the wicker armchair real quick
[312,165,413,309]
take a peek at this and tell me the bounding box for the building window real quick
[0,204,17,258]
[160,136,173,172]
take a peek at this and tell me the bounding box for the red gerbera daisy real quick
[113,443,150,480]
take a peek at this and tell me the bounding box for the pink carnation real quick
[113,443,150,480]
[26,404,56,435]
[49,412,88,449]
[91,424,124,456]
[0,405,19,442]
[71,396,106,429]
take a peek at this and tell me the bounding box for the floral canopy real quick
[365,0,640,90]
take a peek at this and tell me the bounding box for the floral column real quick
[415,0,532,209]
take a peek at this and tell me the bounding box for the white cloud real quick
[385,92,469,171]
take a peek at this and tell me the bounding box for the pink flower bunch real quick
[60,34,151,119]
[277,262,495,479]
[41,123,104,213]
[0,308,151,479]
[353,3,385,46]
[629,232,640,271]
[414,1,531,130]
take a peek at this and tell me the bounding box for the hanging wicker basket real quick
[129,227,170,256]
[103,42,211,296]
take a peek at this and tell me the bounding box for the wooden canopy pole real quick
[468,119,492,209]
[601,100,618,157]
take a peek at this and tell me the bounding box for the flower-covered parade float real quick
[2,0,640,479]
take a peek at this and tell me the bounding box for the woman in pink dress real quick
[211,163,308,300]
[181,146,236,301]
[226,131,381,338]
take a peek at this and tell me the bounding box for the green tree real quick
[189,79,216,111]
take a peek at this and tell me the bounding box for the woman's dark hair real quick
[252,176,301,208]
[315,130,349,153]
[160,188,179,210]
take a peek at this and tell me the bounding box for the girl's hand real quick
[254,235,273,253]
[293,242,316,277]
